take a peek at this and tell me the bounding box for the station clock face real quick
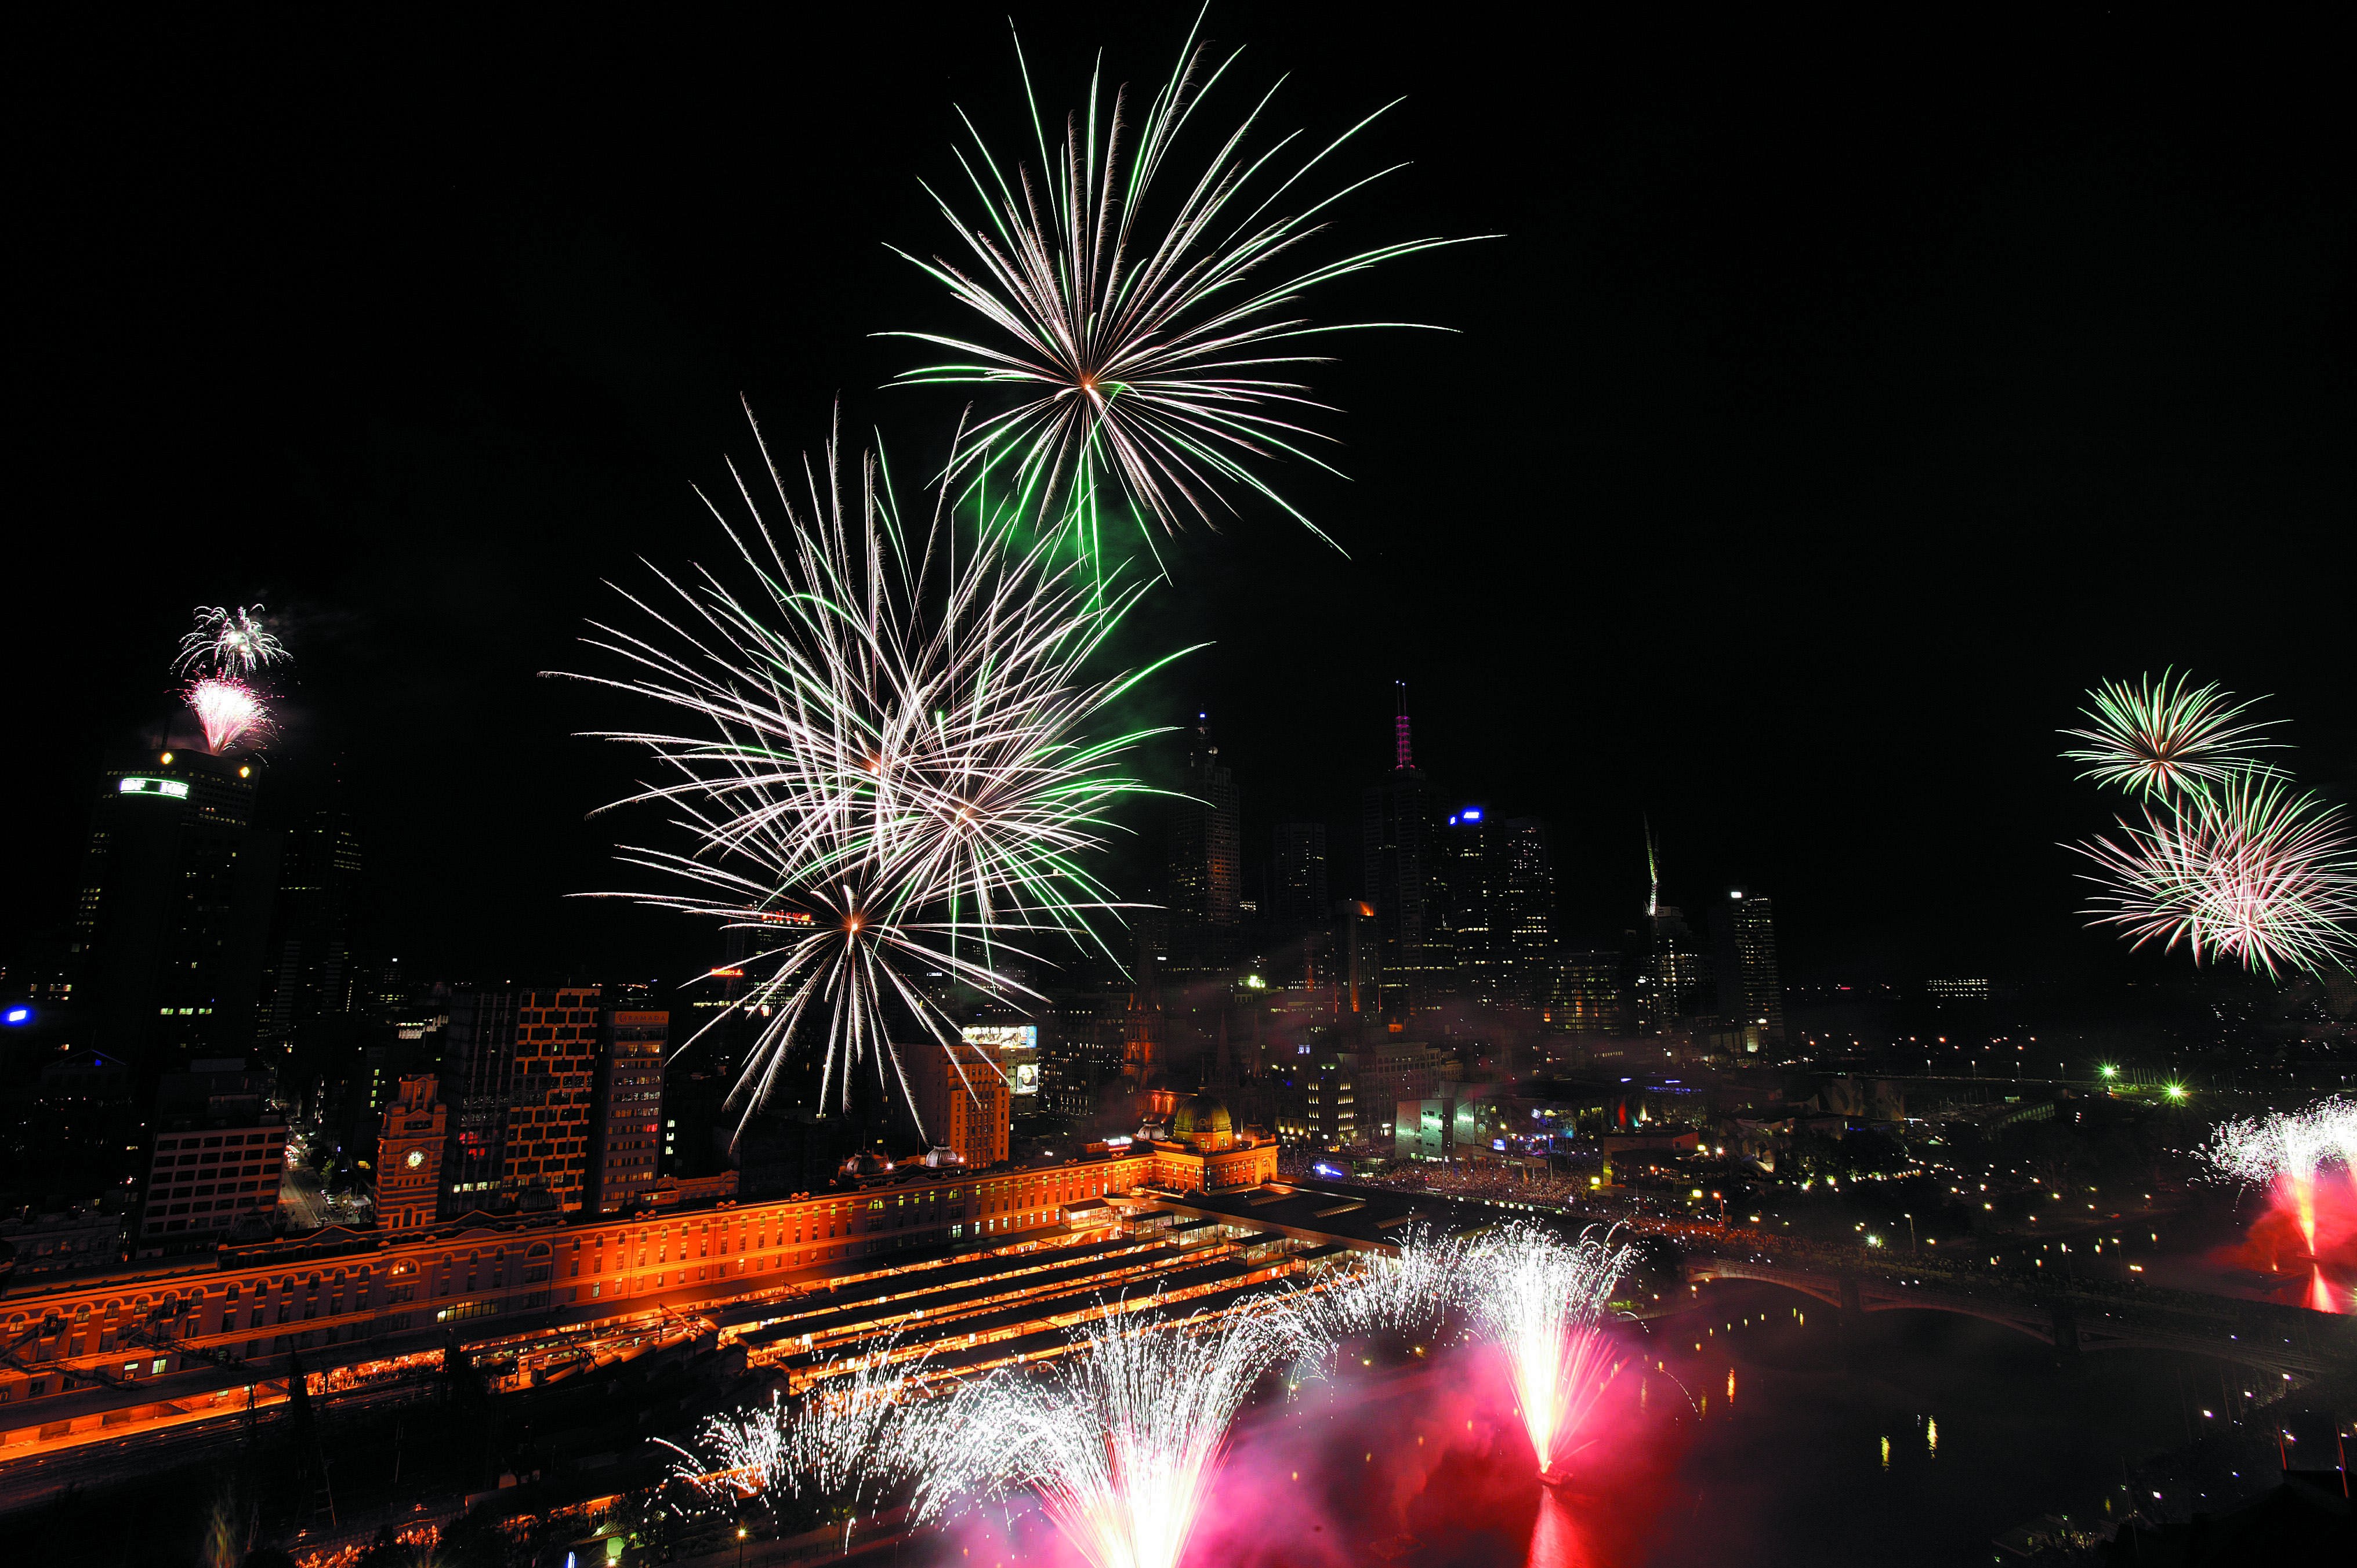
[405,1149,425,1169]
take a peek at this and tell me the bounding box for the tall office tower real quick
[592,1006,667,1213]
[1164,714,1241,972]
[1271,822,1329,937]
[258,808,363,1050]
[910,1039,1011,1169]
[67,749,280,1061]
[1630,826,1711,1029]
[372,1075,446,1232]
[1332,899,1382,1026]
[1714,885,1787,1046]
[1494,816,1555,1005]
[133,1059,287,1256]
[1435,807,1493,1000]
[440,988,519,1208]
[506,986,606,1210]
[439,984,606,1214]
[1546,950,1624,1035]
[1361,684,1441,1017]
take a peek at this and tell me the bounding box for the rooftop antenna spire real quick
[1394,681,1413,771]
[1645,816,1660,919]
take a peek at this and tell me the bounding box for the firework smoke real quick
[922,1305,1290,1568]
[559,412,1174,1142]
[2072,768,2357,978]
[184,676,270,754]
[175,605,288,679]
[2061,670,2280,798]
[887,21,1476,569]
[1471,1222,1636,1478]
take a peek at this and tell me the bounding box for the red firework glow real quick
[2207,1098,2357,1312]
[2220,1170,2357,1314]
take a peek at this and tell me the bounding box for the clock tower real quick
[374,1075,446,1232]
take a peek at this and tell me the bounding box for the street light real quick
[1903,1213,1917,1252]
[737,1526,748,1568]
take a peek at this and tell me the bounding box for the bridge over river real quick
[1682,1248,2357,1378]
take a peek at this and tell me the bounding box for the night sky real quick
[14,9,2348,997]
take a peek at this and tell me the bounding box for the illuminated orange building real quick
[909,1040,1009,1169]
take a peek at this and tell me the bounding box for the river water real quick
[1180,1278,2249,1567]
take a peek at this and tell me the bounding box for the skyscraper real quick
[1631,825,1712,1029]
[1714,885,1787,1047]
[1493,816,1555,1006]
[1435,807,1494,1000]
[1361,684,1441,1016]
[67,749,280,1061]
[1164,714,1239,972]
[1545,950,1623,1035]
[1435,809,1555,1007]
[1270,822,1328,937]
[259,807,363,1050]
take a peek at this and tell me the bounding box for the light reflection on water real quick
[1640,1279,2192,1568]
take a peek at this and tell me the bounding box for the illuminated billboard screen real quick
[964,1025,1039,1094]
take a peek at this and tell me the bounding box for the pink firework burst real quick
[185,677,271,754]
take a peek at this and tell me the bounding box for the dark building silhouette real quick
[258,808,363,1052]
[1164,714,1239,974]
[1361,684,1441,1017]
[1271,822,1328,938]
[66,749,279,1064]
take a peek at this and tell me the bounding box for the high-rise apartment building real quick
[592,1008,667,1213]
[67,749,280,1059]
[910,1039,1011,1169]
[1361,684,1442,1017]
[372,1075,445,1232]
[1271,823,1329,937]
[1165,715,1240,972]
[1714,886,1786,1046]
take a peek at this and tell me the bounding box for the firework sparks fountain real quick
[1472,1222,1637,1480]
[2207,1098,2357,1313]
[924,1306,1290,1568]
[663,1340,937,1521]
